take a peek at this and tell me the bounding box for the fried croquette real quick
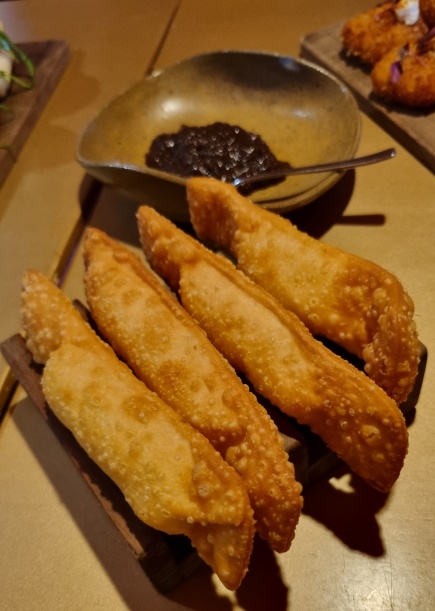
[371,28,435,106]
[342,1,427,65]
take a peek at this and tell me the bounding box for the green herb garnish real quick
[0,31,35,93]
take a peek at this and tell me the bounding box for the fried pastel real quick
[82,227,302,553]
[341,1,427,65]
[137,206,409,493]
[371,30,435,107]
[187,177,420,406]
[21,269,254,590]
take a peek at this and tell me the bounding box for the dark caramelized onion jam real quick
[145,122,291,194]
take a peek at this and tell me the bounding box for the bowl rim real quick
[76,49,361,211]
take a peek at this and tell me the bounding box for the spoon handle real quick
[233,148,396,187]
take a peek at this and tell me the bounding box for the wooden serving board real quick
[300,23,435,173]
[0,325,427,591]
[0,40,71,188]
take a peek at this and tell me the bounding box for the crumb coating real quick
[341,1,427,65]
[371,34,435,107]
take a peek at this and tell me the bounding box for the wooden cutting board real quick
[0,40,71,188]
[300,23,435,174]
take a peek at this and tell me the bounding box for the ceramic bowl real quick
[77,50,361,221]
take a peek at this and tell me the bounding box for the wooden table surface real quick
[1,1,434,609]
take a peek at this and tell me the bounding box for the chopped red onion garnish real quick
[390,60,403,84]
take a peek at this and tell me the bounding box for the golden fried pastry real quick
[137,206,409,493]
[82,227,302,553]
[341,1,427,65]
[187,178,419,406]
[21,269,255,590]
[371,29,435,107]
[421,0,435,26]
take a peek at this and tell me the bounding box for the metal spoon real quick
[232,148,396,188]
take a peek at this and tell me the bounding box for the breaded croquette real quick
[371,28,435,107]
[341,1,427,65]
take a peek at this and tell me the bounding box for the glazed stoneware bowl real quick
[77,50,361,221]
